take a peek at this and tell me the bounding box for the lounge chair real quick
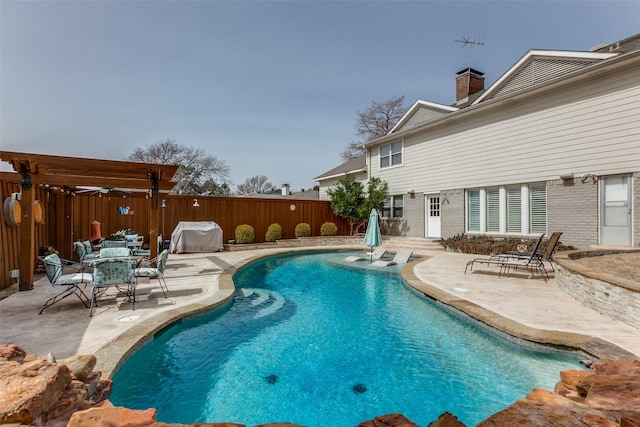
[345,247,387,262]
[503,232,563,271]
[371,250,413,267]
[465,234,549,282]
[40,254,91,314]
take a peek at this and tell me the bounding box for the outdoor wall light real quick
[559,171,574,180]
[161,199,166,208]
[193,199,200,207]
[580,173,597,184]
[407,189,415,198]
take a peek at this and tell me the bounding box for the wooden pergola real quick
[0,151,178,287]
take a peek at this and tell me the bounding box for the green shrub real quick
[235,224,255,244]
[440,233,574,255]
[295,223,311,238]
[265,223,282,242]
[320,221,338,236]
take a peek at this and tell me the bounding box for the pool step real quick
[240,288,286,319]
[380,236,443,255]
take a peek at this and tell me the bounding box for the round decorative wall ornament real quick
[34,200,45,225]
[2,197,21,227]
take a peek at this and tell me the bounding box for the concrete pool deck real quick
[1,244,639,379]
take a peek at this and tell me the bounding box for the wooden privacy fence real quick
[0,182,350,290]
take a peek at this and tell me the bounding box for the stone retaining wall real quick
[555,250,640,330]
[224,236,368,251]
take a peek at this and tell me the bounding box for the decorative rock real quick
[357,413,420,427]
[0,344,26,362]
[428,412,467,427]
[593,359,640,376]
[67,403,157,427]
[576,373,596,398]
[0,359,72,425]
[60,354,97,381]
[584,374,640,415]
[476,388,618,427]
[558,369,593,391]
[621,413,640,427]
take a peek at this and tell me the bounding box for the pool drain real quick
[352,383,367,394]
[265,374,279,384]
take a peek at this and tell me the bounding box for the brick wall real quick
[635,173,640,247]
[547,178,599,249]
[441,189,465,239]
[401,193,425,238]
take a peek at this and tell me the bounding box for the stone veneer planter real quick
[223,235,366,251]
[555,249,640,330]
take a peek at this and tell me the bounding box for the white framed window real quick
[380,141,403,169]
[382,195,404,218]
[467,189,480,231]
[466,183,546,235]
[529,184,547,234]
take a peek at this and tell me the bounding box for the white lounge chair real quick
[371,250,413,267]
[345,247,387,262]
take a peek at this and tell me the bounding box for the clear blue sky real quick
[2,1,639,193]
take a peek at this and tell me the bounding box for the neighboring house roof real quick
[248,188,320,200]
[313,155,367,181]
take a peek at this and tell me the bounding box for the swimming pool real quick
[111,251,583,426]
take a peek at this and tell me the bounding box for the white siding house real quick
[361,34,640,249]
[314,155,367,201]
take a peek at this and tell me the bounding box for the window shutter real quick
[467,190,480,232]
[486,188,500,232]
[529,185,547,234]
[507,187,521,233]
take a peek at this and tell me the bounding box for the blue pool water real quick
[111,251,583,426]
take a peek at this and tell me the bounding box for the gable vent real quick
[489,57,600,100]
[403,106,446,129]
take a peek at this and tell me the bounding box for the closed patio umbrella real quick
[363,208,382,261]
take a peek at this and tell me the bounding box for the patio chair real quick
[99,247,132,258]
[90,257,136,317]
[371,250,413,267]
[133,235,157,257]
[134,249,170,298]
[345,247,387,262]
[39,254,91,314]
[74,240,99,265]
[465,235,548,282]
[101,239,128,249]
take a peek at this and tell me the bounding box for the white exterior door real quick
[600,175,632,246]
[425,194,441,239]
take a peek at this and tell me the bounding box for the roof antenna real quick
[455,32,485,69]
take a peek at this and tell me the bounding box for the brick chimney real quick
[456,68,485,105]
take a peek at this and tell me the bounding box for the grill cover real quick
[169,221,223,253]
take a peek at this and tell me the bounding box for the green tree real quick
[327,174,388,235]
[128,138,231,196]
